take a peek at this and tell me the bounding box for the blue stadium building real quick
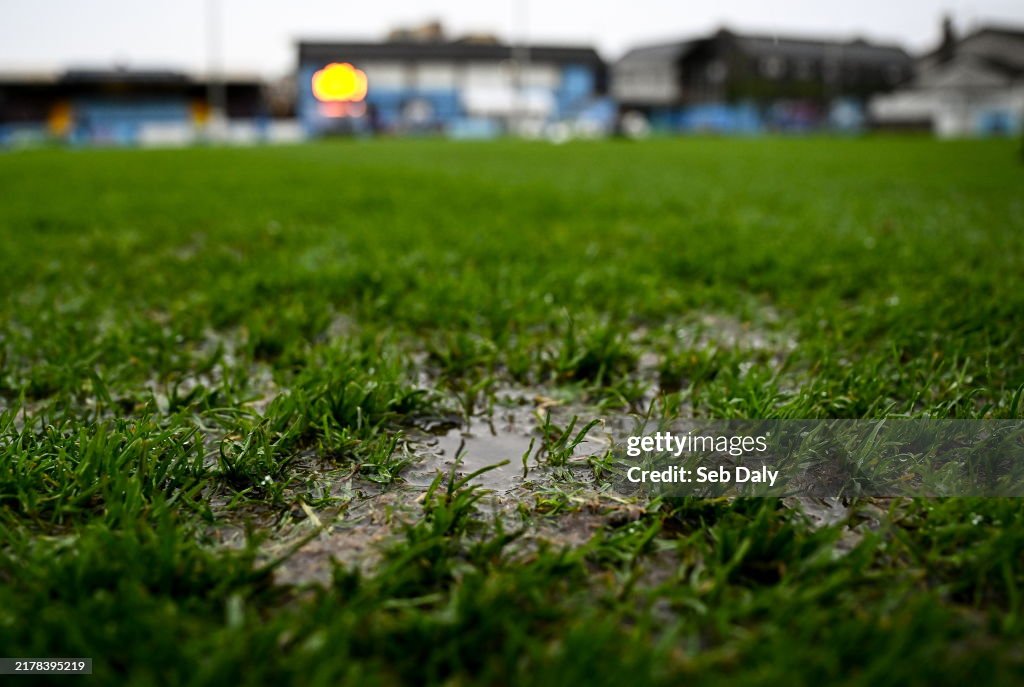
[296,25,608,137]
[0,68,268,146]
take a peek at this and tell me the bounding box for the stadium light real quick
[312,63,368,103]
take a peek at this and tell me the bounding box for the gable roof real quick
[918,23,1024,80]
[733,33,910,64]
[617,41,697,65]
[971,25,1024,41]
[616,29,910,68]
[956,25,1024,74]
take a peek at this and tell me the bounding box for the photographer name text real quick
[626,465,779,486]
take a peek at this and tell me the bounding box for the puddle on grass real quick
[269,488,416,585]
[783,497,901,556]
[261,395,623,586]
[209,299,805,587]
[785,497,851,528]
[255,426,889,586]
[403,399,614,493]
[684,311,797,355]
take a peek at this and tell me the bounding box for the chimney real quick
[939,15,957,62]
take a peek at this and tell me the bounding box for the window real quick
[464,62,514,89]
[705,60,728,83]
[760,56,785,79]
[414,63,456,90]
[361,62,405,89]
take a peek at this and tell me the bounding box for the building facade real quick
[0,69,269,146]
[870,22,1024,137]
[613,28,912,133]
[296,33,608,138]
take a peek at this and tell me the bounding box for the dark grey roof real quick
[920,24,1024,63]
[974,56,1024,77]
[60,69,192,84]
[616,29,911,67]
[734,34,911,64]
[617,41,696,64]
[298,40,603,66]
[958,25,1024,73]
[973,25,1024,41]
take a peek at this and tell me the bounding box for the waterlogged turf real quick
[1,138,1023,685]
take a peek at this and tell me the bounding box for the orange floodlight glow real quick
[320,102,366,118]
[312,63,368,103]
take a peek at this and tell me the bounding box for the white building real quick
[871,23,1024,138]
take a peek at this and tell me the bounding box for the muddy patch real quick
[270,488,417,585]
[260,394,624,585]
[681,311,796,355]
[404,401,613,492]
[784,497,898,555]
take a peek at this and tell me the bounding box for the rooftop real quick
[297,39,603,66]
[618,28,911,65]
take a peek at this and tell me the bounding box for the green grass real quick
[0,138,1023,685]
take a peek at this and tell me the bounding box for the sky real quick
[2,0,1024,78]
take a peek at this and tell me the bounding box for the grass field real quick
[1,138,1023,685]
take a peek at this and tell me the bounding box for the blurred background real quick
[1,0,1022,146]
